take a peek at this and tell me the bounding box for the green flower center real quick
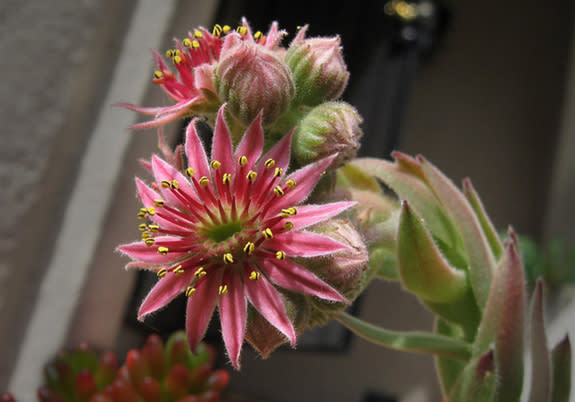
[206,221,243,242]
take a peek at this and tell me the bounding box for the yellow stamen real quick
[284,221,294,230]
[186,167,195,177]
[193,29,203,38]
[212,24,222,36]
[264,158,275,168]
[191,40,200,48]
[222,25,231,34]
[239,155,248,166]
[173,54,182,64]
[154,199,165,207]
[141,231,151,240]
[148,224,160,232]
[262,228,273,239]
[281,207,297,218]
[153,70,164,79]
[145,238,155,247]
[243,242,255,255]
[285,179,296,188]
[182,38,192,47]
[249,271,261,280]
[171,180,179,189]
[173,265,184,275]
[161,180,171,188]
[236,26,248,36]
[185,286,196,297]
[276,250,286,260]
[165,49,175,58]
[273,186,284,196]
[219,285,228,295]
[137,212,146,220]
[222,173,231,184]
[138,223,148,231]
[254,31,262,40]
[157,268,167,278]
[274,167,283,178]
[158,246,169,255]
[147,207,156,216]
[246,170,257,182]
[223,253,234,264]
[194,266,205,277]
[210,160,221,170]
[199,176,209,187]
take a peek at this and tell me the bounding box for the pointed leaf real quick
[449,349,497,402]
[434,318,467,398]
[551,335,571,402]
[337,163,382,193]
[336,312,472,361]
[219,272,247,369]
[528,279,551,402]
[398,201,468,303]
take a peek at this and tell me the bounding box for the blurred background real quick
[1,0,574,400]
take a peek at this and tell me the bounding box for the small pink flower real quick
[117,19,287,130]
[118,106,353,368]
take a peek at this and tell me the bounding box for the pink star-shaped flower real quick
[118,106,353,368]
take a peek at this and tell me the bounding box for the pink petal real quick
[128,110,183,130]
[137,269,195,319]
[270,155,337,214]
[218,272,247,368]
[243,269,296,346]
[265,231,347,257]
[135,178,190,231]
[259,257,347,302]
[257,130,293,174]
[151,155,202,208]
[117,239,189,263]
[234,113,264,170]
[287,201,356,229]
[184,119,211,179]
[186,270,222,352]
[114,102,166,116]
[211,106,235,174]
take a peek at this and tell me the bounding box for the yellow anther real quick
[276,250,286,260]
[165,49,175,58]
[262,228,273,239]
[138,223,148,231]
[264,158,276,168]
[223,253,234,264]
[273,186,285,196]
[153,70,164,79]
[249,271,261,280]
[281,207,297,217]
[212,24,222,36]
[243,242,255,255]
[236,26,248,36]
[218,285,228,296]
[173,55,182,64]
[145,238,156,247]
[254,31,262,40]
[285,179,296,188]
[148,224,160,232]
[193,29,203,38]
[182,38,192,47]
[161,180,171,188]
[186,167,195,177]
[171,180,179,189]
[157,268,168,278]
[154,199,165,207]
[185,286,196,297]
[222,25,231,34]
[191,40,200,48]
[222,173,231,185]
[199,176,209,187]
[141,231,151,240]
[210,160,221,170]
[173,265,184,275]
[246,170,257,182]
[284,221,294,230]
[274,167,283,178]
[140,207,148,213]
[147,207,156,216]
[158,246,169,255]
[138,212,146,220]
[194,266,205,277]
[238,155,248,166]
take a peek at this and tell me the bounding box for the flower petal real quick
[258,130,293,173]
[138,269,195,320]
[186,270,222,352]
[135,178,191,231]
[218,272,247,368]
[185,118,211,179]
[117,238,189,263]
[266,231,347,257]
[211,106,235,174]
[234,112,264,170]
[151,155,203,209]
[287,201,356,229]
[259,257,347,302]
[243,269,296,346]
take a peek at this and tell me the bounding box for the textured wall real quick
[0,0,135,387]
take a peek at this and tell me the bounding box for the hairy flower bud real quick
[215,33,295,126]
[286,26,349,106]
[294,101,363,169]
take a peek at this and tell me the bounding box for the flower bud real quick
[215,33,295,126]
[294,101,362,169]
[286,26,349,106]
[304,219,369,326]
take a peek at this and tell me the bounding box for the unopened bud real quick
[216,34,295,126]
[286,26,349,106]
[294,101,363,169]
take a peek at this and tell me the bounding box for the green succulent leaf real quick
[449,348,497,402]
[434,318,467,398]
[528,279,551,402]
